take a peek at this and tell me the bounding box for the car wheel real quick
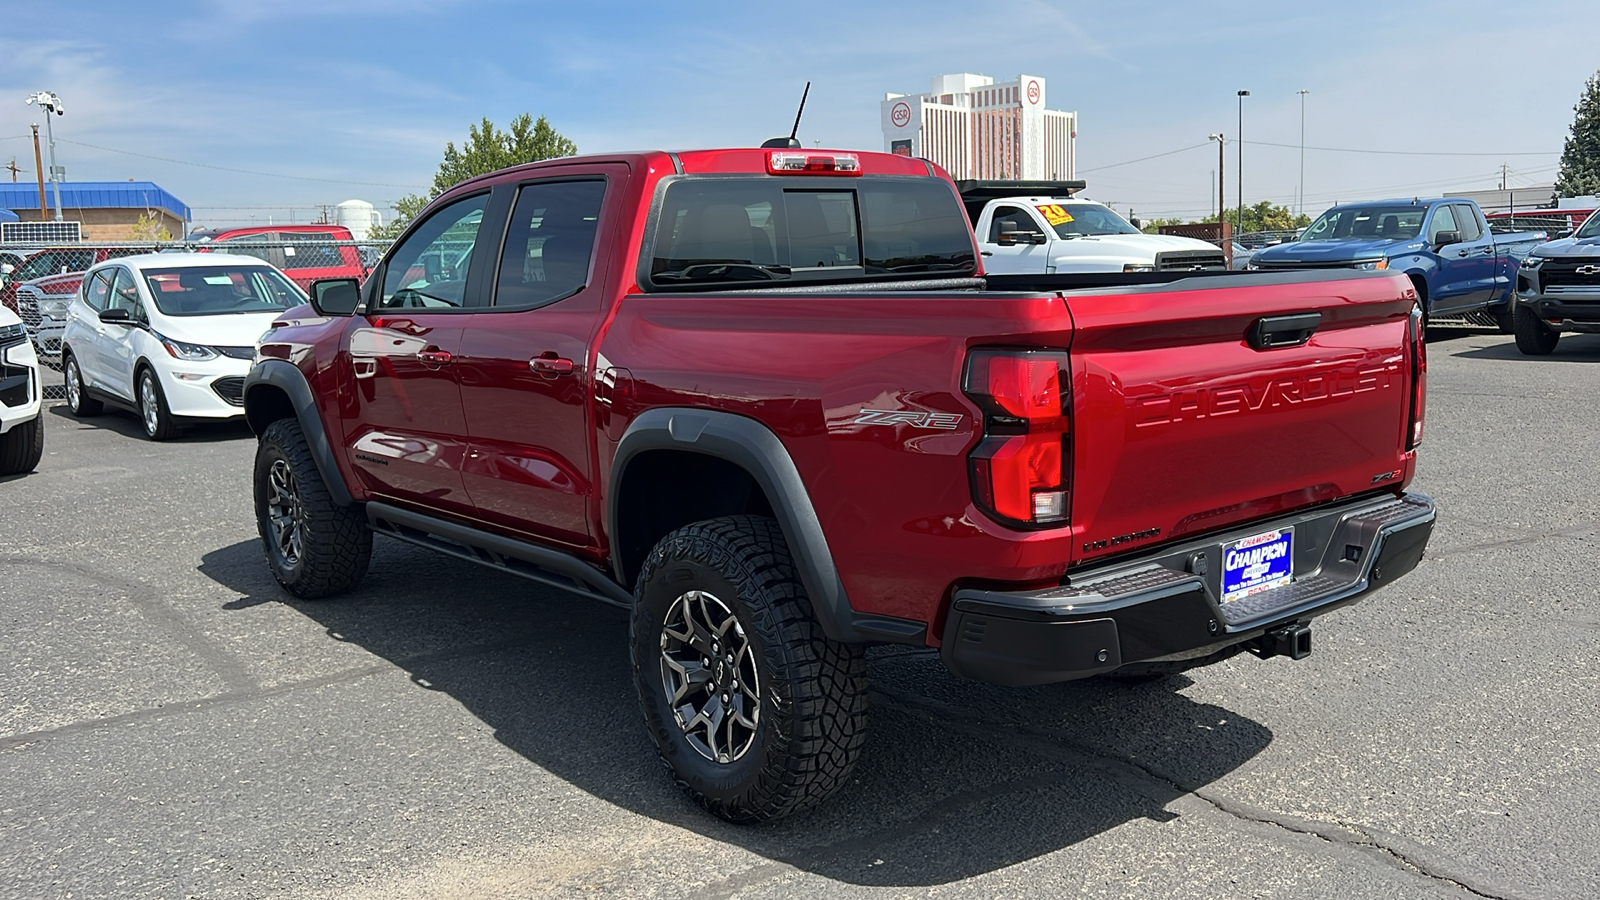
[0,413,44,475]
[253,418,372,599]
[1512,303,1559,355]
[631,515,867,823]
[64,354,102,416]
[1491,299,1516,334]
[137,367,180,440]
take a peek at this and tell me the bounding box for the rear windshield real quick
[142,265,306,316]
[648,177,976,288]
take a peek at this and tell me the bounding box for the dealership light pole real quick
[1209,133,1225,224]
[25,91,65,222]
[1236,90,1249,234]
[1297,89,1310,217]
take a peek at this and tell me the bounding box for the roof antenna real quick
[761,82,810,149]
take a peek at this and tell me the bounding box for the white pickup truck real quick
[959,182,1226,275]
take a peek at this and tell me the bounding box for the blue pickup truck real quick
[1250,198,1545,331]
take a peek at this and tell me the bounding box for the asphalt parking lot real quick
[1,326,1597,900]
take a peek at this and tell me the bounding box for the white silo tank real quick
[334,199,382,241]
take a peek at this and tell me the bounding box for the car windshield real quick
[1301,206,1424,241]
[1572,212,1600,239]
[1037,202,1142,237]
[141,265,306,316]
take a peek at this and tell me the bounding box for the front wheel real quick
[0,413,44,475]
[1512,303,1560,355]
[631,515,867,823]
[253,418,372,599]
[137,368,180,440]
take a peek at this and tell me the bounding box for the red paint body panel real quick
[258,149,1421,648]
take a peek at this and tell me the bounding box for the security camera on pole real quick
[25,91,65,222]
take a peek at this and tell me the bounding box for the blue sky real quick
[3,1,1597,228]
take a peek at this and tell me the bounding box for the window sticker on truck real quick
[1222,528,1294,602]
[1038,205,1074,226]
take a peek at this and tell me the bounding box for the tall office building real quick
[880,73,1077,181]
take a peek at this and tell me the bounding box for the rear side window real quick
[280,231,347,270]
[492,180,606,310]
[649,178,975,289]
[1453,204,1483,241]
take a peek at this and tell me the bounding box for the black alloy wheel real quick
[253,418,371,599]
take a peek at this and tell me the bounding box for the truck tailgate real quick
[1064,272,1418,564]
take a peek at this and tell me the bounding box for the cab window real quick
[989,205,1044,242]
[1428,206,1459,243]
[82,270,113,312]
[380,194,487,308]
[1453,204,1483,241]
[492,180,606,310]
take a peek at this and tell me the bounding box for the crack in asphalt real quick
[1,555,258,693]
[0,634,537,753]
[866,686,1540,900]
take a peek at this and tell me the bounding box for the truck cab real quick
[962,182,1225,274]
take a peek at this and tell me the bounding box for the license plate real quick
[1221,527,1294,602]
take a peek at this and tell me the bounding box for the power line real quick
[1240,138,1556,157]
[1078,142,1211,173]
[54,138,428,189]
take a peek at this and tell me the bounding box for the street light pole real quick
[25,91,65,222]
[1209,133,1225,225]
[1297,89,1310,218]
[1236,90,1249,234]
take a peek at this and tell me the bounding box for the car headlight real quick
[155,332,219,361]
[1122,263,1155,273]
[1520,256,1545,269]
[1352,259,1389,270]
[0,322,25,348]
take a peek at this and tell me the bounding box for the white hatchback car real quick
[60,254,306,440]
[0,304,45,474]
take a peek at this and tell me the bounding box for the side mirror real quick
[1432,230,1460,249]
[98,307,133,325]
[0,263,13,275]
[309,278,361,317]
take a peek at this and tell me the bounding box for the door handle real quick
[417,347,453,369]
[1456,250,1469,257]
[529,353,574,376]
[1247,312,1321,350]
[980,251,994,257]
[1480,246,1495,255]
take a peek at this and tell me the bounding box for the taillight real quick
[1406,304,1426,450]
[963,350,1071,527]
[766,151,863,176]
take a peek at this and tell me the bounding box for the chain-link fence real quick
[4,238,392,399]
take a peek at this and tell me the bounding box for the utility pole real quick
[1500,163,1508,190]
[1297,89,1310,218]
[1236,90,1250,234]
[4,158,18,182]
[30,125,47,220]
[1209,133,1226,227]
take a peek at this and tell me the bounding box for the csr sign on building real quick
[880,73,1077,181]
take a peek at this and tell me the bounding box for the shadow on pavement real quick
[47,402,255,441]
[1449,333,1600,362]
[200,536,1272,887]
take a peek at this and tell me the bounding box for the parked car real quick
[0,305,45,474]
[960,182,1225,273]
[60,253,306,440]
[1250,198,1545,332]
[0,246,144,313]
[245,146,1434,823]
[191,224,367,291]
[1508,208,1600,354]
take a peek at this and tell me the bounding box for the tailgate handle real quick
[1248,312,1321,350]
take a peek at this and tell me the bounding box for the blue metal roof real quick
[0,181,190,221]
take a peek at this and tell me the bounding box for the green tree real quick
[1202,202,1311,234]
[375,113,576,240]
[1555,71,1600,197]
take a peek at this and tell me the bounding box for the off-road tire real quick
[137,367,180,440]
[63,354,102,416]
[1512,303,1559,355]
[0,414,44,475]
[254,417,371,599]
[1491,299,1516,334]
[631,515,867,823]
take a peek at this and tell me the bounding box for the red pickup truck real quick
[243,147,1434,822]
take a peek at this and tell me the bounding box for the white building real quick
[880,73,1077,181]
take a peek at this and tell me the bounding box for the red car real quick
[1,246,143,312]
[244,147,1434,822]
[193,224,367,291]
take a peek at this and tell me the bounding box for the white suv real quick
[60,253,306,440]
[0,305,45,474]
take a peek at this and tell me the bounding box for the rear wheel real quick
[137,367,180,440]
[253,418,371,599]
[0,413,44,475]
[1492,299,1516,334]
[631,515,867,823]
[1512,303,1560,355]
[64,354,102,417]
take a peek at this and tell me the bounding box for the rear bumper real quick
[941,492,1435,686]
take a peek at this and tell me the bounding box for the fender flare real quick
[610,408,922,645]
[244,359,353,507]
